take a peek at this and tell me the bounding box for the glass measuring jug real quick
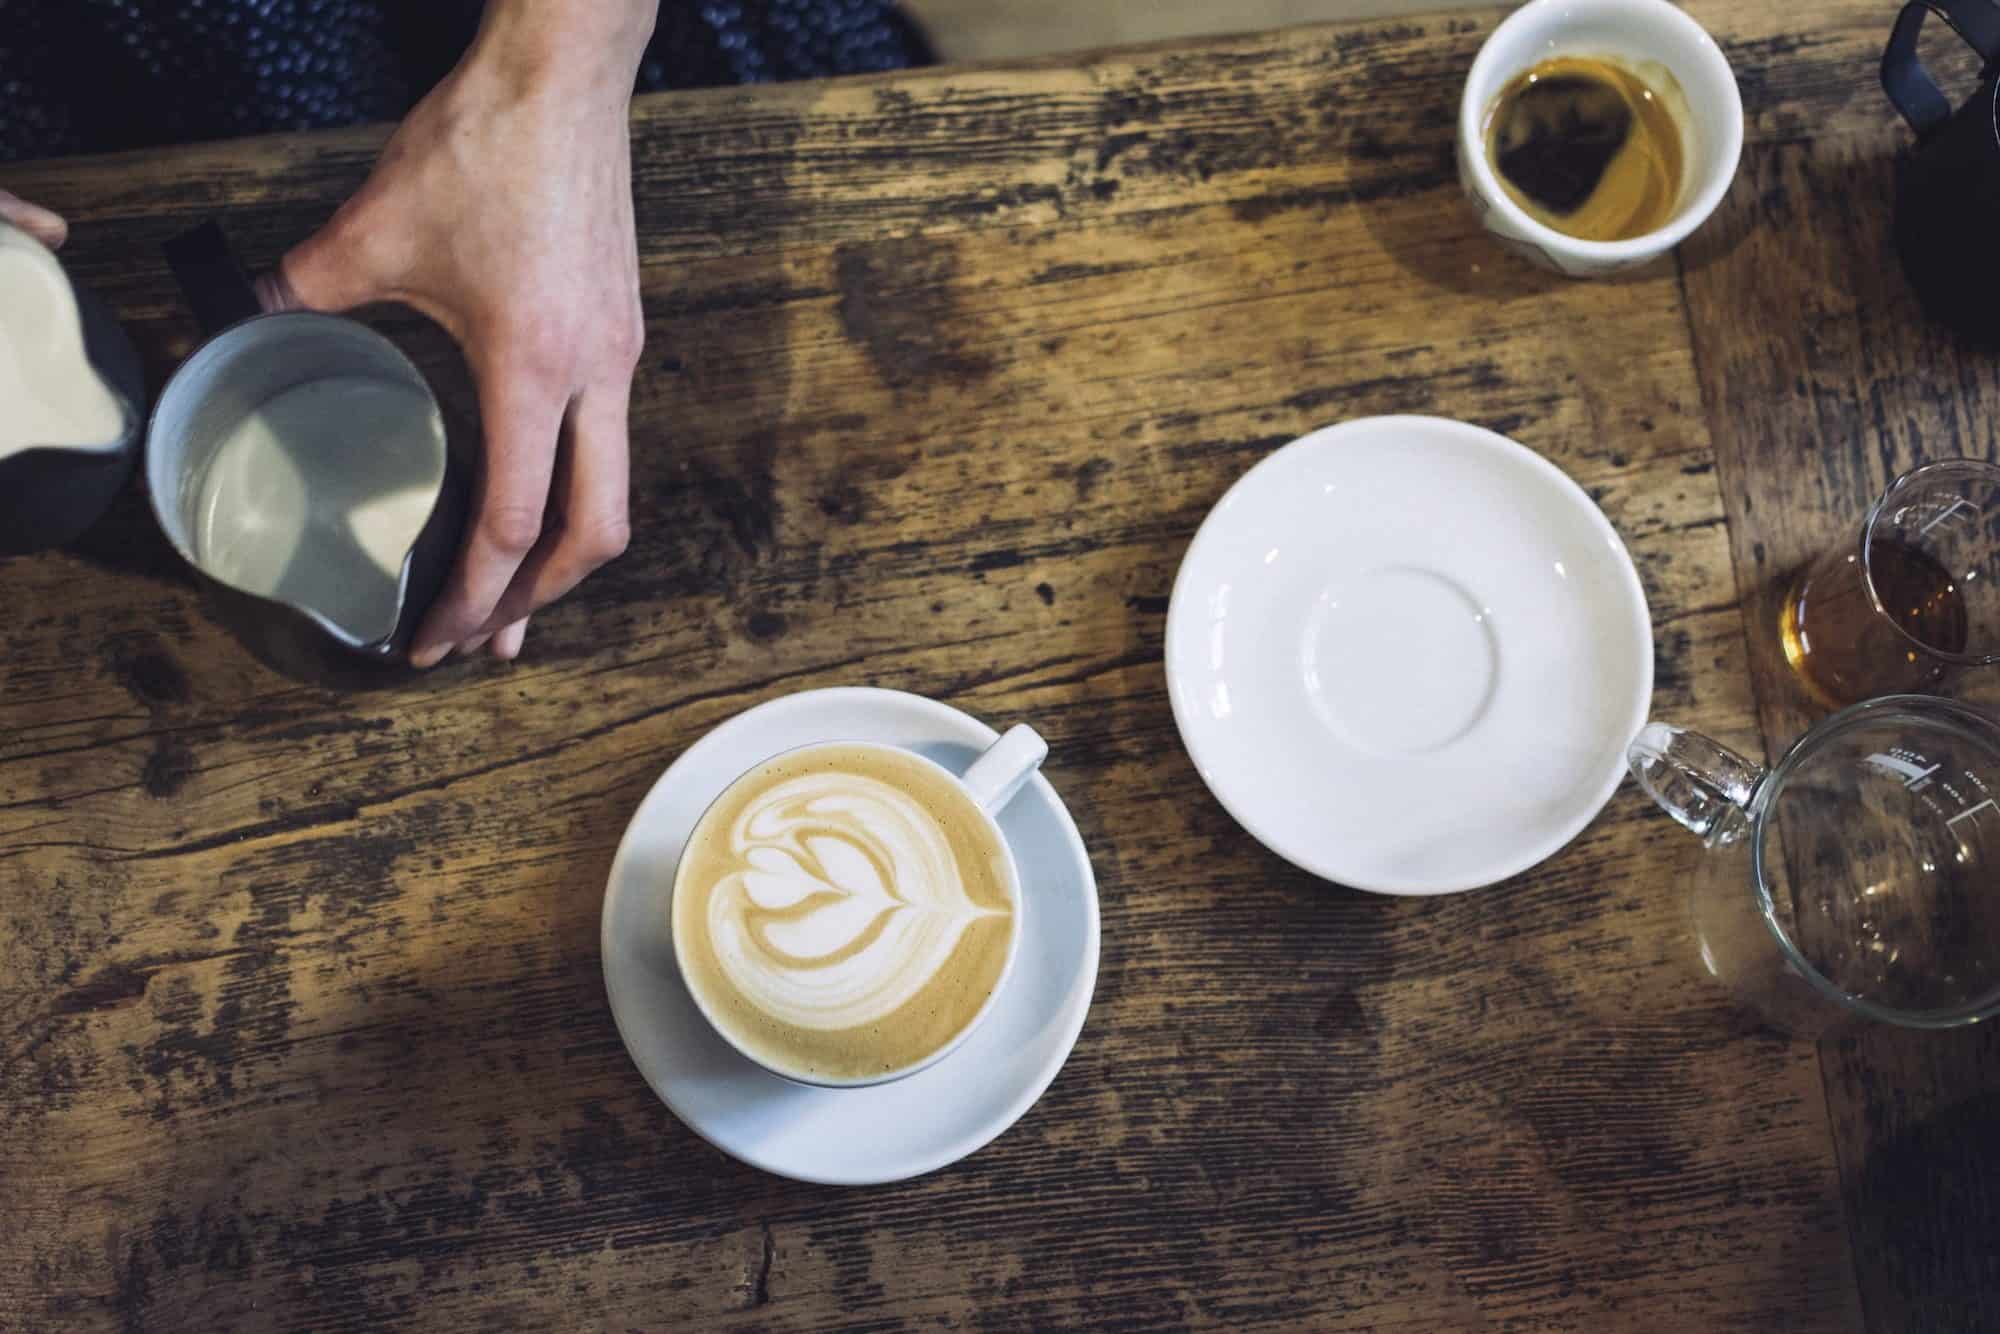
[1629,696,2000,1033]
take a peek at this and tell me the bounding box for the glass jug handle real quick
[1626,723,1766,848]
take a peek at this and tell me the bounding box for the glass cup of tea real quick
[1781,459,2000,707]
[1629,696,2000,1035]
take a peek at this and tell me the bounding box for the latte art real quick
[709,772,1005,1031]
[674,743,1018,1082]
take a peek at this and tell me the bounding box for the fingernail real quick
[409,643,449,669]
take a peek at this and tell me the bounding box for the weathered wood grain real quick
[0,1,1961,1328]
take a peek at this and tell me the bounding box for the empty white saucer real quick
[1166,416,1653,895]
[600,687,1100,1185]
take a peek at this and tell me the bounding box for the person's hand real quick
[261,2,654,665]
[0,190,68,249]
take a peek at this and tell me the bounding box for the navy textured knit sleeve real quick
[0,0,930,162]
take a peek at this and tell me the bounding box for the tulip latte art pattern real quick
[710,770,1003,1028]
[675,744,1016,1080]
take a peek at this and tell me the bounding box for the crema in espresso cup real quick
[1458,0,1743,277]
[671,725,1047,1088]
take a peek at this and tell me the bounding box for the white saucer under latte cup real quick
[601,688,1100,1185]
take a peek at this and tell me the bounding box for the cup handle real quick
[959,725,1049,814]
[162,220,263,336]
[1883,0,2000,138]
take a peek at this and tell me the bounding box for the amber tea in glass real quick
[1782,460,2000,706]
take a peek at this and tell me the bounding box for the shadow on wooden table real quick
[100,770,790,1327]
[62,484,192,590]
[1839,1041,2000,1327]
[1361,185,1559,301]
[1350,135,1767,299]
[1678,146,1894,285]
[1357,169,1712,299]
[62,480,439,691]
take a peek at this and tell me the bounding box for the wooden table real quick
[4,2,1997,1328]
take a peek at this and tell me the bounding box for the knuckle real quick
[583,514,632,565]
[501,317,577,382]
[321,200,388,265]
[481,504,545,557]
[604,312,646,371]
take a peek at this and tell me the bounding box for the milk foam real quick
[704,771,1007,1032]
[194,376,443,642]
[0,223,126,459]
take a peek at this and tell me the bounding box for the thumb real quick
[259,214,388,315]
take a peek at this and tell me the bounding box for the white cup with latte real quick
[671,725,1047,1088]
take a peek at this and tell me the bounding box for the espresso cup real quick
[1458,0,1744,277]
[671,725,1047,1089]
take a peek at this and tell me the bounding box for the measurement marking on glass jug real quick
[1945,798,1997,833]
[1918,496,1982,536]
[1866,752,1940,789]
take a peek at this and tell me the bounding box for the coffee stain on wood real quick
[834,238,995,392]
[140,738,195,798]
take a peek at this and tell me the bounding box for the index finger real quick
[468,376,633,639]
[410,362,565,667]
